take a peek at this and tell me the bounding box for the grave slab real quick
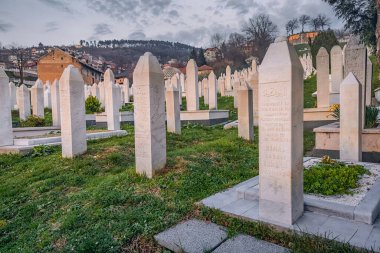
[154,219,227,253]
[213,235,290,253]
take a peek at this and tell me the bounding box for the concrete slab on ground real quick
[154,219,227,253]
[213,234,290,253]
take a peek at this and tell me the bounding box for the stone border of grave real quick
[313,122,380,162]
[0,130,127,154]
[234,159,380,225]
[180,110,229,126]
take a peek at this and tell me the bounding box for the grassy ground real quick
[304,74,317,109]
[2,97,368,253]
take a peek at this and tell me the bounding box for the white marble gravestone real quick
[17,84,31,120]
[202,78,209,105]
[340,73,362,162]
[208,71,218,110]
[166,76,181,134]
[0,69,13,147]
[51,79,61,127]
[226,65,232,91]
[258,37,304,226]
[133,52,166,178]
[59,65,87,158]
[9,82,16,110]
[316,47,330,108]
[31,79,44,118]
[238,82,253,141]
[104,69,121,131]
[186,59,199,111]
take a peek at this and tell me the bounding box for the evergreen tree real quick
[197,48,207,66]
[189,48,197,61]
[322,0,376,48]
[310,30,339,68]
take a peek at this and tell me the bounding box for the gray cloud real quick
[128,30,147,40]
[0,21,13,32]
[45,21,59,32]
[94,23,113,35]
[39,0,73,13]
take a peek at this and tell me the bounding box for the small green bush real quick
[365,106,379,128]
[28,145,57,158]
[85,95,103,114]
[304,158,369,196]
[20,115,45,127]
[120,103,134,112]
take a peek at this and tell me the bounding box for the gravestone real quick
[238,82,253,141]
[104,69,120,131]
[202,78,209,105]
[123,78,130,103]
[44,81,52,109]
[366,57,373,106]
[316,47,330,108]
[133,52,166,178]
[258,37,304,226]
[219,77,225,96]
[9,82,16,110]
[0,69,13,147]
[340,73,362,162]
[186,59,199,111]
[91,83,100,99]
[248,66,259,126]
[60,65,87,158]
[233,78,240,108]
[330,45,343,94]
[208,71,218,110]
[344,37,367,125]
[98,81,105,106]
[84,85,91,99]
[166,76,181,134]
[31,79,44,118]
[180,73,185,95]
[51,79,61,127]
[17,84,31,120]
[226,65,232,91]
[198,81,203,97]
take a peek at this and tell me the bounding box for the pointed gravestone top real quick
[342,72,360,88]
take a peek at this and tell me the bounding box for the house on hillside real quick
[37,48,103,84]
[198,65,213,76]
[204,48,222,64]
[288,32,319,45]
[115,70,129,84]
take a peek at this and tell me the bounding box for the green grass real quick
[304,74,317,108]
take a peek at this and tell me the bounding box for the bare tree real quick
[210,33,225,48]
[228,33,246,48]
[317,14,331,30]
[299,15,311,33]
[11,48,30,85]
[334,28,347,40]
[243,14,278,62]
[310,17,321,31]
[285,18,299,35]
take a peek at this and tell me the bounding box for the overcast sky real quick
[0,0,343,47]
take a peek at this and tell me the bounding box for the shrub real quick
[120,103,134,112]
[28,145,57,158]
[365,106,379,128]
[85,95,103,114]
[304,157,369,196]
[20,115,45,127]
